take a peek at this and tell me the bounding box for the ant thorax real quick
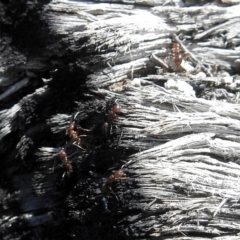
[163,43,194,73]
[164,43,183,71]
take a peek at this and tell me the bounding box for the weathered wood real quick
[1,0,240,239]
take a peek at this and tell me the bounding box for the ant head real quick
[59,149,67,159]
[111,103,121,113]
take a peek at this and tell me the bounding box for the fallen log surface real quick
[1,0,240,239]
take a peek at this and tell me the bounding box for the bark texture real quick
[1,0,240,239]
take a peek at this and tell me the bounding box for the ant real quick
[101,170,126,197]
[172,43,182,67]
[101,170,127,213]
[52,149,73,178]
[107,102,121,122]
[102,102,121,137]
[68,112,91,150]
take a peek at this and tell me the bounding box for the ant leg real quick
[77,126,92,132]
[117,130,123,147]
[109,122,113,135]
[73,112,80,122]
[111,190,119,202]
[102,196,111,213]
[73,141,86,151]
[52,158,57,173]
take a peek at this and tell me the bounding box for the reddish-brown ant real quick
[172,43,182,67]
[103,102,121,137]
[101,170,126,197]
[68,113,91,150]
[68,123,81,145]
[101,169,127,213]
[59,149,73,174]
[106,103,121,122]
[52,149,73,178]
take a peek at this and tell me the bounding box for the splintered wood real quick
[1,0,240,239]
[122,133,240,237]
[42,0,240,101]
[89,83,240,237]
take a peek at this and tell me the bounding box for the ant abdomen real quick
[58,149,73,177]
[172,43,182,66]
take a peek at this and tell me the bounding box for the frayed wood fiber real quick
[1,0,240,239]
